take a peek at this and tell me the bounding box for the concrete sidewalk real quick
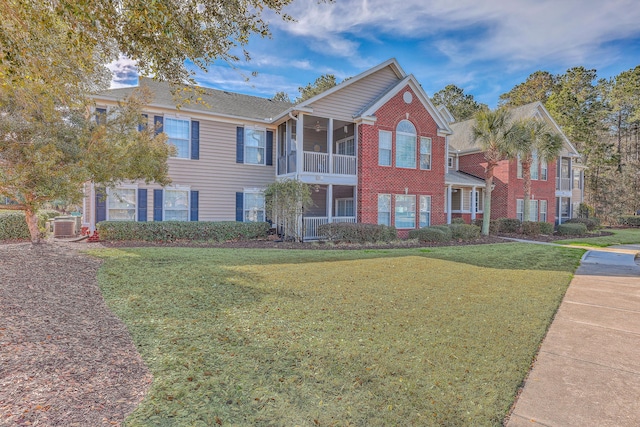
[507,245,640,426]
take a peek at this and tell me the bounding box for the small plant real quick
[618,215,640,227]
[451,217,466,224]
[449,223,481,240]
[564,217,601,231]
[408,226,452,242]
[557,222,588,235]
[539,222,554,235]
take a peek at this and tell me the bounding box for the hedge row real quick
[97,221,270,242]
[408,224,480,242]
[521,221,554,235]
[317,223,397,243]
[618,215,640,227]
[0,210,62,240]
[564,217,601,231]
[557,222,588,235]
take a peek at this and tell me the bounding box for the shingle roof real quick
[445,170,486,187]
[95,77,292,122]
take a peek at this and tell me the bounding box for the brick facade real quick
[357,86,447,236]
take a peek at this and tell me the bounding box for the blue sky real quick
[108,0,640,108]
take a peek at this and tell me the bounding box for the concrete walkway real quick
[507,244,640,426]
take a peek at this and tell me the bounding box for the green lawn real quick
[556,227,640,247]
[92,243,584,426]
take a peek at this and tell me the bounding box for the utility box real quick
[53,216,80,237]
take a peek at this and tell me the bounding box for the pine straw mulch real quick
[0,242,151,426]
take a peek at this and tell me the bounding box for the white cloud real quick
[106,55,139,88]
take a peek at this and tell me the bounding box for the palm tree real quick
[513,119,564,221]
[472,108,519,235]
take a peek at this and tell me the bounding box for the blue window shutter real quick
[191,120,199,160]
[95,108,107,125]
[236,127,244,163]
[236,192,244,222]
[95,190,106,223]
[137,189,148,222]
[190,190,199,221]
[266,130,273,166]
[153,189,163,221]
[138,113,148,132]
[154,116,164,135]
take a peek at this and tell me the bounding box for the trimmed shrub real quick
[451,217,466,224]
[557,222,587,236]
[618,215,640,227]
[497,218,522,233]
[449,223,481,240]
[0,212,31,240]
[521,221,541,236]
[564,217,601,231]
[317,223,397,243]
[408,226,452,242]
[473,218,500,234]
[97,221,270,242]
[539,222,554,235]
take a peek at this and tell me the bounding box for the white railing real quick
[332,154,357,175]
[556,177,572,191]
[304,152,329,173]
[303,216,356,240]
[304,217,328,240]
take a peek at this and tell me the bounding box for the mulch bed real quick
[0,230,615,426]
[0,243,151,426]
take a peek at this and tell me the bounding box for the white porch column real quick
[297,114,304,176]
[327,184,333,223]
[328,118,334,175]
[447,184,452,224]
[471,186,477,221]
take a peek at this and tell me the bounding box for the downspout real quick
[447,185,452,224]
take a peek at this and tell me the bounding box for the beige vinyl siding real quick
[307,67,401,121]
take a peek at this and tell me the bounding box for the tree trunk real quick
[24,208,41,244]
[522,159,532,222]
[481,165,495,236]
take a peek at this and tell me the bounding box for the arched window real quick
[396,120,416,168]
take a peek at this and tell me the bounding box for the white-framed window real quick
[245,127,267,165]
[378,194,391,226]
[474,190,483,212]
[516,199,524,222]
[107,187,136,221]
[396,120,416,168]
[165,117,190,159]
[336,137,355,156]
[419,195,431,227]
[517,155,523,179]
[244,191,265,222]
[531,151,539,180]
[164,188,190,221]
[448,156,454,169]
[530,200,539,221]
[540,200,547,222]
[336,198,354,217]
[395,194,416,229]
[420,137,431,170]
[379,130,392,166]
[541,159,548,181]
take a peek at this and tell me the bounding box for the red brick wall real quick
[357,86,446,236]
[459,153,557,222]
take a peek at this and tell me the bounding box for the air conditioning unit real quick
[53,216,79,237]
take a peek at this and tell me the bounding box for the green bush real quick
[473,218,500,234]
[521,221,541,235]
[317,223,397,243]
[97,221,270,242]
[618,215,640,227]
[451,217,466,224]
[557,222,587,236]
[408,226,452,242]
[497,218,522,233]
[448,223,481,240]
[564,217,601,231]
[0,212,31,240]
[539,222,554,235]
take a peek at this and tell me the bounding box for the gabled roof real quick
[449,102,579,156]
[94,77,292,122]
[436,105,456,124]
[356,75,453,134]
[445,170,486,187]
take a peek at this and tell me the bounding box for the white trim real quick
[164,116,192,159]
[106,184,139,221]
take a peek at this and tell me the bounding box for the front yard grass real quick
[92,243,584,426]
[556,227,640,247]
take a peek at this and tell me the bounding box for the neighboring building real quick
[84,60,583,239]
[447,102,583,225]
